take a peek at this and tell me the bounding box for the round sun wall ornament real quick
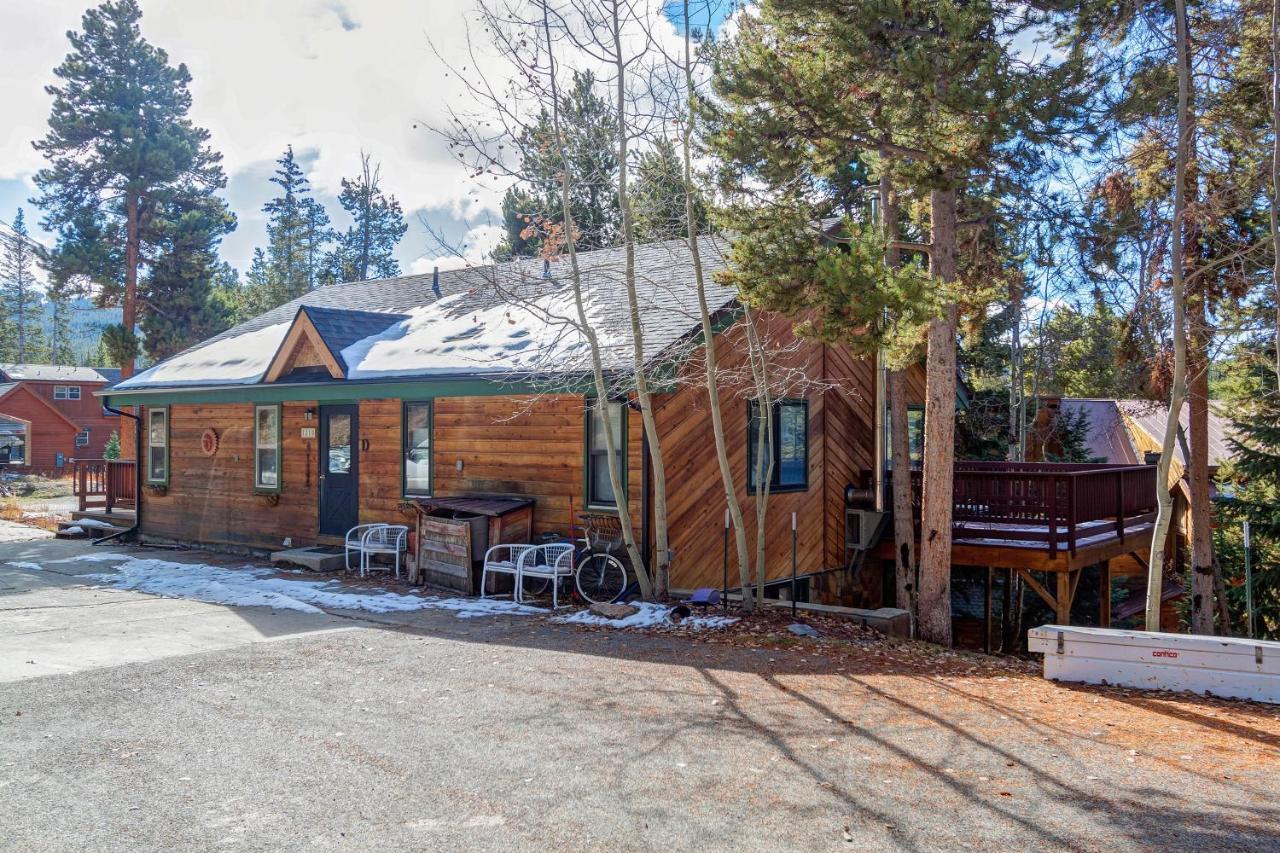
[200,428,220,457]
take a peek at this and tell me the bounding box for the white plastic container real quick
[1028,625,1280,704]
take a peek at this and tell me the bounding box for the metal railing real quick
[909,461,1159,557]
[73,459,137,513]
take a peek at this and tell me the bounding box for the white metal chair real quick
[480,543,535,599]
[517,542,575,608]
[345,523,409,579]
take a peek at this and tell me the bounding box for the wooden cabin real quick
[95,238,916,596]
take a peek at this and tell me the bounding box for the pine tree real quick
[493,70,620,258]
[261,146,332,302]
[32,0,229,377]
[44,271,77,365]
[631,138,708,243]
[1,209,40,361]
[138,192,236,361]
[324,153,406,283]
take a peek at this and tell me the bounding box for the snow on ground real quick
[554,601,738,631]
[71,518,121,531]
[6,561,45,571]
[47,554,546,619]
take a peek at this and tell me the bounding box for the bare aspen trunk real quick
[680,0,754,603]
[1147,0,1193,631]
[917,186,959,647]
[1188,293,1215,634]
[879,172,916,620]
[745,305,774,610]
[539,4,652,599]
[889,369,916,618]
[609,1,670,600]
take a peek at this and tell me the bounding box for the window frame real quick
[401,400,434,498]
[146,407,169,485]
[54,385,80,400]
[253,404,282,493]
[74,427,90,449]
[747,397,810,494]
[583,396,628,510]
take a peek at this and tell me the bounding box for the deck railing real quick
[909,461,1159,557]
[73,458,137,513]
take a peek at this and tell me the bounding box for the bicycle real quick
[571,512,630,605]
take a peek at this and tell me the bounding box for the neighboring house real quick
[99,237,920,596]
[1030,396,1238,629]
[0,364,121,474]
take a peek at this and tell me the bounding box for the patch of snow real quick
[114,321,292,389]
[554,601,738,631]
[69,518,120,530]
[60,555,546,618]
[61,525,85,535]
[5,561,45,571]
[788,623,820,638]
[49,552,130,564]
[0,521,53,542]
[341,290,611,380]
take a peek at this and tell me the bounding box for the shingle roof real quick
[298,305,412,372]
[1058,399,1139,465]
[0,364,116,383]
[114,235,737,392]
[1117,399,1236,469]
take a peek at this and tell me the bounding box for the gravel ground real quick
[2,538,1279,851]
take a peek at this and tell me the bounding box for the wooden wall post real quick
[1055,570,1071,625]
[1099,559,1111,628]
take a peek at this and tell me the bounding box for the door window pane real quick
[327,413,351,474]
[403,402,431,495]
[778,402,807,487]
[255,405,280,489]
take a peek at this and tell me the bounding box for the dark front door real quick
[319,404,359,536]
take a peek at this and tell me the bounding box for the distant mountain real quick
[42,297,120,364]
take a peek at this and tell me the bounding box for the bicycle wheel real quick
[574,553,628,605]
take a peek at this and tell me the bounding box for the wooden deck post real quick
[1099,559,1111,628]
[984,566,993,654]
[1055,570,1071,625]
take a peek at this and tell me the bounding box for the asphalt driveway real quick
[2,535,1278,851]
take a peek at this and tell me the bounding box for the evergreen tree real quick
[138,192,236,361]
[493,70,620,258]
[44,271,77,366]
[1,209,40,361]
[324,153,406,283]
[31,0,229,377]
[630,138,708,243]
[260,146,332,303]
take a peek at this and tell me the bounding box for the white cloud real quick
[410,223,506,272]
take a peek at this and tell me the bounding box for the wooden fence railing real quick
[909,461,1159,557]
[73,459,137,513]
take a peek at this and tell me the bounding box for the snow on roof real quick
[0,364,117,383]
[114,235,737,392]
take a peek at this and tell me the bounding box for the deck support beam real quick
[1099,559,1111,628]
[984,566,993,654]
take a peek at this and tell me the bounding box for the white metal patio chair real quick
[517,543,575,608]
[480,543,535,599]
[345,523,409,579]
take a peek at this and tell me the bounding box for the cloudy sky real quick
[0,0,565,284]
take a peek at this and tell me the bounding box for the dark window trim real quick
[253,403,283,493]
[401,400,434,498]
[584,396,628,510]
[747,397,810,494]
[146,407,170,485]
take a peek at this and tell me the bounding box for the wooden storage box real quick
[410,496,535,594]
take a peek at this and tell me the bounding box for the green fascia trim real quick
[101,376,592,407]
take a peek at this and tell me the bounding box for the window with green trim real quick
[586,398,625,507]
[254,405,281,490]
[146,408,168,484]
[748,398,809,492]
[402,401,432,496]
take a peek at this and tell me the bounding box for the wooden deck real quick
[875,461,1162,634]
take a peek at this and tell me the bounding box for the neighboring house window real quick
[75,427,90,448]
[884,403,925,468]
[254,405,281,490]
[402,401,432,496]
[748,398,810,492]
[585,398,626,508]
[54,385,81,400]
[147,408,168,484]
